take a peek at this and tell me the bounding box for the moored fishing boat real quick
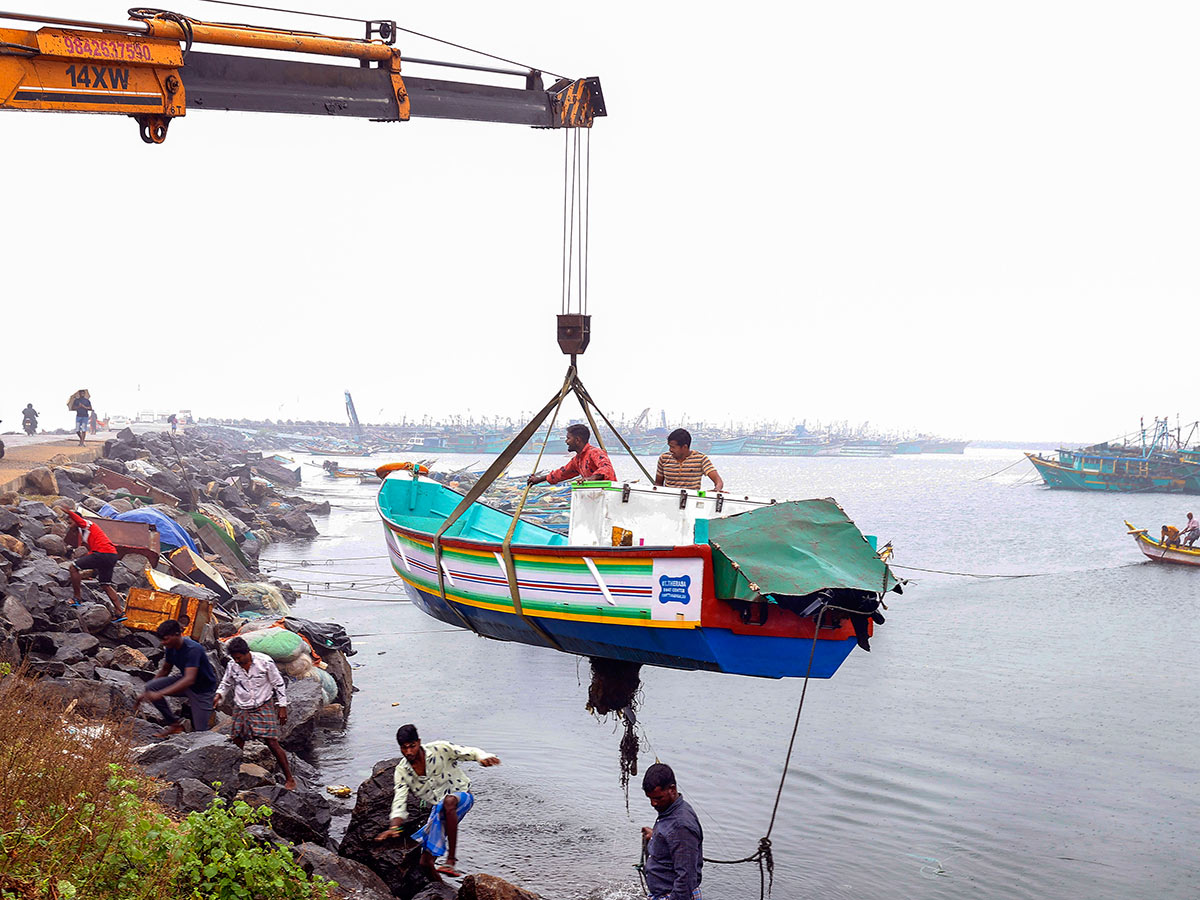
[1027,419,1200,494]
[1124,520,1200,566]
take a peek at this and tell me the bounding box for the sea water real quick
[262,450,1198,899]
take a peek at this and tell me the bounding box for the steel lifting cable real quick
[194,0,571,79]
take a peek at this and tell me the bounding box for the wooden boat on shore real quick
[377,469,899,679]
[1124,520,1200,566]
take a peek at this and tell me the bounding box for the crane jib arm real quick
[0,18,605,141]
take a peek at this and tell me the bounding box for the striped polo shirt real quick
[656,450,715,490]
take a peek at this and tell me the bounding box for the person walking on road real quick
[640,762,704,900]
[375,723,501,881]
[67,389,92,445]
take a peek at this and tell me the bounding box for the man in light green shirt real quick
[375,723,500,880]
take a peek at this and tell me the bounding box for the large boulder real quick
[11,556,68,589]
[281,509,318,537]
[293,843,397,900]
[0,595,34,633]
[77,602,113,634]
[156,777,217,813]
[23,467,59,496]
[457,875,541,900]
[35,678,134,716]
[135,731,242,795]
[0,506,21,535]
[412,885,458,900]
[19,501,57,520]
[280,677,324,748]
[339,758,429,899]
[35,534,69,558]
[322,649,354,713]
[238,784,332,846]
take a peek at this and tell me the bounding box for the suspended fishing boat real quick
[1124,521,1200,566]
[378,467,899,678]
[376,131,899,680]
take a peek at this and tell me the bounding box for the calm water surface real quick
[262,450,1198,900]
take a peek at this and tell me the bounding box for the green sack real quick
[243,627,305,663]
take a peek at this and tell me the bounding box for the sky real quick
[3,1,1198,442]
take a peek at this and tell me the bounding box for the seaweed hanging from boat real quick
[585,657,643,804]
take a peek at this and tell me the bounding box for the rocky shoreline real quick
[0,428,541,900]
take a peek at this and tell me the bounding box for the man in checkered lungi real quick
[215,636,296,790]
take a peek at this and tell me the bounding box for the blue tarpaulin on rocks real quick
[98,504,198,552]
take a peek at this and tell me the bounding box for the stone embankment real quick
[0,427,542,900]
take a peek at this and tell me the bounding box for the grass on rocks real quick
[0,665,329,900]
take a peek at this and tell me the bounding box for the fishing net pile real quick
[585,657,643,799]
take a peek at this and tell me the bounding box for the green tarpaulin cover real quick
[707,499,898,601]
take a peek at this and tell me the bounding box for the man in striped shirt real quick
[655,429,724,492]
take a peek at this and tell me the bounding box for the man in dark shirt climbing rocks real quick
[641,762,704,900]
[136,619,218,737]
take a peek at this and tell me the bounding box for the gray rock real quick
[0,507,20,535]
[95,667,144,700]
[19,501,57,519]
[238,762,275,790]
[35,534,69,557]
[11,556,68,589]
[59,466,93,485]
[108,644,150,671]
[322,649,354,713]
[0,595,34,633]
[238,784,332,846]
[35,677,133,716]
[293,842,398,900]
[136,731,242,795]
[55,645,86,665]
[281,509,318,537]
[54,479,84,502]
[25,656,67,676]
[81,497,107,514]
[156,777,217,813]
[339,758,429,898]
[77,602,113,634]
[280,677,324,748]
[64,660,97,680]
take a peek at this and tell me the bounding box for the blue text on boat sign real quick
[658,575,692,605]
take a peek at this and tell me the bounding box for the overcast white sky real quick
[4,2,1198,442]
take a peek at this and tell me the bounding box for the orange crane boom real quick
[0,8,604,142]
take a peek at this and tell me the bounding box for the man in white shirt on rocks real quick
[374,723,500,880]
[215,636,295,790]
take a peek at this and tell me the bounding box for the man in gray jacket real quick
[640,762,703,900]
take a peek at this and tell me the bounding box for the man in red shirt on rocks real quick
[62,508,124,615]
[527,423,616,486]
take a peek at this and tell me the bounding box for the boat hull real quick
[381,520,861,679]
[1027,454,1200,494]
[400,578,858,678]
[1126,523,1200,566]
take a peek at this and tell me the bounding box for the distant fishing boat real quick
[1125,521,1200,566]
[377,469,899,679]
[1027,419,1200,494]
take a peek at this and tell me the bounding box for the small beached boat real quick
[378,469,899,679]
[1124,520,1200,566]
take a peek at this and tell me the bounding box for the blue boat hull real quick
[402,581,858,679]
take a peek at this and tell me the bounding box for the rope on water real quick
[890,561,1142,579]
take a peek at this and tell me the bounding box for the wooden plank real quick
[91,467,182,507]
[196,520,252,581]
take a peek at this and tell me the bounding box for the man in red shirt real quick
[527,424,616,486]
[62,508,124,615]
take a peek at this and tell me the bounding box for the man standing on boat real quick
[640,762,704,900]
[527,423,616,485]
[375,723,501,880]
[1181,513,1199,547]
[656,429,724,492]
